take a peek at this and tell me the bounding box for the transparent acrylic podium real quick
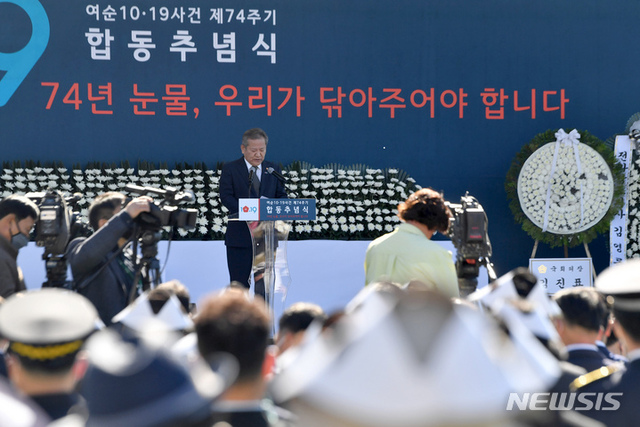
[238,198,316,335]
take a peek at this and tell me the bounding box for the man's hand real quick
[124,196,152,219]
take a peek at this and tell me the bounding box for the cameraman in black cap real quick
[66,192,151,326]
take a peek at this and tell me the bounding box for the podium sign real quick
[236,198,316,335]
[529,258,593,295]
[262,198,316,221]
[238,198,316,221]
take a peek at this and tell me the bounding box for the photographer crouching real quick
[66,192,152,326]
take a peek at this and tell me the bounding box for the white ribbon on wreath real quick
[542,129,584,232]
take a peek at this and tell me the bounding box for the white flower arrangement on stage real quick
[0,160,420,241]
[506,129,625,248]
[517,129,614,235]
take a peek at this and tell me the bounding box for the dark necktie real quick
[250,166,260,197]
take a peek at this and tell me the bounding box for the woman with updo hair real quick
[364,188,459,298]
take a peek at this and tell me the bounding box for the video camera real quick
[125,184,197,232]
[446,192,495,296]
[26,189,89,288]
[123,184,197,297]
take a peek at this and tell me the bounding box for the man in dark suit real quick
[553,287,616,372]
[219,128,287,298]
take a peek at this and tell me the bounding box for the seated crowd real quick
[0,190,638,427]
[0,261,638,427]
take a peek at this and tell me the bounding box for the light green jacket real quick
[364,223,459,298]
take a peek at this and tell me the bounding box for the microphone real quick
[266,167,287,183]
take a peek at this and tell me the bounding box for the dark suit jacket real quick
[567,348,614,373]
[32,392,86,421]
[578,359,640,426]
[220,157,287,248]
[0,235,26,298]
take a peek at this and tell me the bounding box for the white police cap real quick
[0,289,97,354]
[595,258,640,311]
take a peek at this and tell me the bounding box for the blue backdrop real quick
[1,0,637,276]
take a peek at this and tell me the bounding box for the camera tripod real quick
[128,228,163,303]
[456,255,497,298]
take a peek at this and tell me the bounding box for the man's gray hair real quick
[242,128,268,147]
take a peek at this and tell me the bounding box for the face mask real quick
[10,220,30,251]
[10,231,29,251]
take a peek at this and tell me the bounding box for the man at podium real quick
[219,128,288,298]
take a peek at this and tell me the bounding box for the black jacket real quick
[66,210,138,325]
[219,157,288,248]
[0,235,25,298]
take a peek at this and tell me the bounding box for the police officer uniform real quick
[0,289,98,421]
[571,259,640,426]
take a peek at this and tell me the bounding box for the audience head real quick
[553,287,605,332]
[195,289,271,386]
[149,280,192,315]
[552,287,605,346]
[509,267,538,298]
[276,302,326,354]
[397,188,450,234]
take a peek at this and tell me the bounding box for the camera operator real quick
[0,195,39,298]
[66,192,151,326]
[364,188,460,298]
